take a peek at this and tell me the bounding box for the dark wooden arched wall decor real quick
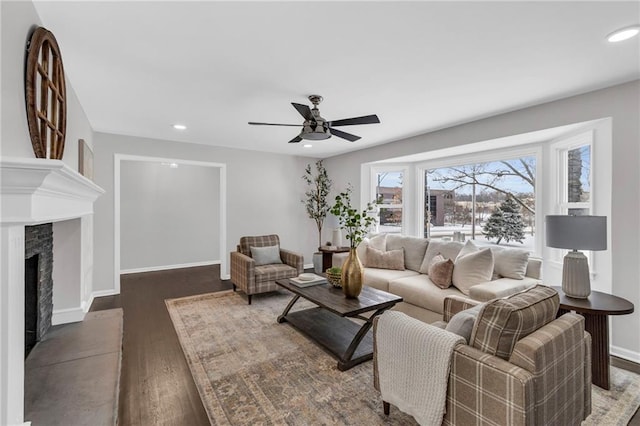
[25,27,67,159]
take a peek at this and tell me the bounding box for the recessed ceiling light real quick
[303,144,312,148]
[172,124,187,130]
[607,25,640,43]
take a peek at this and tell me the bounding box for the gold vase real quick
[341,248,363,298]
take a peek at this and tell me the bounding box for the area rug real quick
[166,290,640,425]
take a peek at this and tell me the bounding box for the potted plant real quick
[302,160,332,273]
[330,185,376,297]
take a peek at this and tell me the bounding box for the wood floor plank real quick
[91,265,231,426]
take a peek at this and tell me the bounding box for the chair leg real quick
[247,294,252,305]
[383,401,390,415]
[232,284,236,291]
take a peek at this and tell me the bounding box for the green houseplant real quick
[330,185,377,297]
[302,160,332,249]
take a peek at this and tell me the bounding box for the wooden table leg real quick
[559,309,610,389]
[584,313,610,390]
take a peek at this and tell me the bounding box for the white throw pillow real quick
[492,247,530,280]
[452,247,494,296]
[356,233,387,264]
[250,245,282,266]
[419,240,464,274]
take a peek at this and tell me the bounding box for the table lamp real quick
[545,215,607,299]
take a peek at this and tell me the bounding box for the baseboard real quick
[84,289,120,312]
[611,355,640,375]
[304,263,314,270]
[611,345,640,364]
[52,307,86,325]
[120,260,220,275]
[221,274,230,280]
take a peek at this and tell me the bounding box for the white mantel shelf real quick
[1,157,105,225]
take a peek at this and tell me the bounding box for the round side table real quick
[551,286,634,390]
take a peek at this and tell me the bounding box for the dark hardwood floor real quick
[90,264,231,425]
[92,265,640,425]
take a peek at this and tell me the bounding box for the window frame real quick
[370,165,408,234]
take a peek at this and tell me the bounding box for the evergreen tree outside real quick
[482,196,525,244]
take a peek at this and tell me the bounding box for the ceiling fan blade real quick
[330,114,380,127]
[291,103,313,121]
[248,122,300,127]
[329,128,361,142]
[288,135,303,143]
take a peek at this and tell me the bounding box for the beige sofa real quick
[333,234,542,323]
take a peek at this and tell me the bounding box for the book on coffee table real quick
[289,274,327,287]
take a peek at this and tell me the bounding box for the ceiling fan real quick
[248,95,380,143]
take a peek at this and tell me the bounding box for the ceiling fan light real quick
[301,131,331,140]
[607,25,640,42]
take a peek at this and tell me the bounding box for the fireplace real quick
[24,224,54,358]
[0,158,104,425]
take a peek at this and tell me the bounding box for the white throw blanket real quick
[376,311,464,426]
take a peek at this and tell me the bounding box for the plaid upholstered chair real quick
[230,234,304,304]
[374,285,592,426]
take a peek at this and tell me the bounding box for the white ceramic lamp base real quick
[562,250,591,299]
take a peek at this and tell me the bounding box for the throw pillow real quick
[445,303,484,344]
[385,234,429,271]
[356,233,387,265]
[419,240,464,274]
[364,246,405,270]
[250,245,283,266]
[492,247,530,280]
[452,247,494,295]
[427,254,454,289]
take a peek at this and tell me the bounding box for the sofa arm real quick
[280,249,304,274]
[468,278,539,302]
[443,295,482,322]
[230,251,255,293]
[444,345,534,426]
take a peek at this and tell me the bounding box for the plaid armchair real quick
[230,234,303,304]
[374,285,592,425]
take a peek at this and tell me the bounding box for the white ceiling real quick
[33,1,640,158]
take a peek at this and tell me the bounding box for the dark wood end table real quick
[318,246,350,272]
[275,279,402,371]
[551,286,634,390]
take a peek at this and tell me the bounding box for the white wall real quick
[0,1,94,167]
[324,80,640,362]
[93,132,317,292]
[120,160,221,271]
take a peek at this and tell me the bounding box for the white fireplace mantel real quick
[1,157,105,225]
[1,157,104,426]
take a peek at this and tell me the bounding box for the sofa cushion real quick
[356,234,387,265]
[468,278,540,302]
[492,247,530,279]
[385,234,429,272]
[452,246,494,295]
[419,240,464,274]
[365,247,405,270]
[254,263,298,283]
[250,245,282,266]
[428,255,454,289]
[389,275,464,315]
[364,268,419,292]
[470,285,559,360]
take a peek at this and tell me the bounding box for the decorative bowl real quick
[325,269,342,288]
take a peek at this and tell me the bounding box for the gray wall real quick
[93,132,317,290]
[1,1,94,166]
[324,80,640,361]
[120,160,220,270]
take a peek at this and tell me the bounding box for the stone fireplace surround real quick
[0,158,104,426]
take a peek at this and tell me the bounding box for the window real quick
[373,170,404,234]
[422,155,536,252]
[562,144,591,216]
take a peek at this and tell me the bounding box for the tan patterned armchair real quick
[374,285,592,426]
[230,234,304,304]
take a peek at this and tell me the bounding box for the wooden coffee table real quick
[275,279,402,371]
[552,286,634,390]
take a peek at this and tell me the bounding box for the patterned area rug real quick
[166,290,640,425]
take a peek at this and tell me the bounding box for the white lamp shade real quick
[545,215,607,251]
